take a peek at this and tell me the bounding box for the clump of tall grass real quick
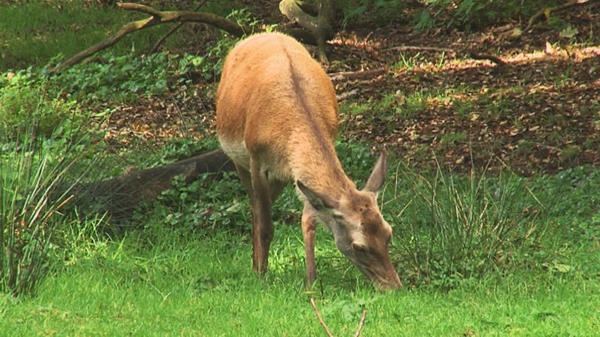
[1,134,76,296]
[0,76,108,297]
[387,160,544,288]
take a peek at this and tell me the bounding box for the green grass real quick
[2,137,599,335]
[1,227,598,336]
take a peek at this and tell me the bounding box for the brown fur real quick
[216,32,401,290]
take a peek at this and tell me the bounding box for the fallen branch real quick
[149,0,210,54]
[354,308,367,337]
[49,3,252,74]
[58,149,235,224]
[329,68,386,82]
[525,0,599,31]
[49,2,335,74]
[310,298,335,337]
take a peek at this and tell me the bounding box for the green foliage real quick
[2,42,227,107]
[342,0,406,28]
[132,170,248,243]
[413,0,562,31]
[0,71,84,140]
[48,52,177,103]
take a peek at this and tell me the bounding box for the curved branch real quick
[49,2,339,74]
[48,3,253,74]
[149,0,210,54]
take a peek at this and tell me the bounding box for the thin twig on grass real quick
[354,308,367,337]
[310,297,335,337]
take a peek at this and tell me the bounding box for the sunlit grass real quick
[1,228,598,336]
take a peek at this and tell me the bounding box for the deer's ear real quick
[297,181,339,211]
[363,150,387,193]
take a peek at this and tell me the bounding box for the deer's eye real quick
[351,242,367,253]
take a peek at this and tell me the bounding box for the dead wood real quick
[64,149,235,223]
[279,0,335,63]
[50,1,338,74]
[149,0,210,54]
[469,52,506,66]
[48,3,253,74]
[525,0,599,32]
[329,68,386,82]
[336,89,359,102]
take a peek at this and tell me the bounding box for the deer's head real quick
[298,152,402,290]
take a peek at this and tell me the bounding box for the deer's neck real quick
[289,132,353,198]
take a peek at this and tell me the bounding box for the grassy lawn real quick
[2,229,599,336]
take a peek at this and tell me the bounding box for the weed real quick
[440,132,466,145]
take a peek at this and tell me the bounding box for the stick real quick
[149,0,210,54]
[469,52,506,65]
[310,298,335,337]
[354,308,367,337]
[329,68,386,82]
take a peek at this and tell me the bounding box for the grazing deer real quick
[215,32,402,290]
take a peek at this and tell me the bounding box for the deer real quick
[215,32,402,290]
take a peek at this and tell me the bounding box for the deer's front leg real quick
[302,204,318,288]
[249,159,274,274]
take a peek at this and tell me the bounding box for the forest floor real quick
[106,4,600,176]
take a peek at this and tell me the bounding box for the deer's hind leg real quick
[241,158,274,274]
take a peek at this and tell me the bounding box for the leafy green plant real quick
[343,0,406,28]
[132,170,248,243]
[413,0,562,31]
[0,71,84,140]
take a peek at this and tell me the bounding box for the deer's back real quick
[216,33,338,179]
